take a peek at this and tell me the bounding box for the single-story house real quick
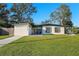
[0,22,65,36]
[14,23,65,36]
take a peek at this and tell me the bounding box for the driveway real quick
[0,36,23,47]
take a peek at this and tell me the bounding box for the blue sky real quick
[7,3,79,27]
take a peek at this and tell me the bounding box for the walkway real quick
[0,36,22,47]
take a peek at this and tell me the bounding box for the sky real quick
[7,3,79,27]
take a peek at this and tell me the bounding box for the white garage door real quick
[14,23,30,36]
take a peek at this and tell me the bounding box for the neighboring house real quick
[0,27,14,35]
[14,23,65,36]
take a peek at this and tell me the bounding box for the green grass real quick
[0,35,12,40]
[0,35,79,56]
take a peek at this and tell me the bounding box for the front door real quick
[32,28,42,35]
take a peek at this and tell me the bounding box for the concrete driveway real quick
[0,36,23,47]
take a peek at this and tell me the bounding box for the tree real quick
[41,9,61,25]
[60,4,73,34]
[50,9,62,25]
[0,4,11,27]
[50,4,73,34]
[60,4,73,27]
[41,19,52,24]
[0,3,36,27]
[10,3,36,24]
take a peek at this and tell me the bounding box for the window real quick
[55,26,60,33]
[45,27,51,33]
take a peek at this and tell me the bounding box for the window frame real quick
[55,26,61,33]
[45,27,52,33]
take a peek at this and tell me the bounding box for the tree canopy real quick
[10,3,36,24]
[50,4,73,27]
[0,4,11,27]
[0,3,36,27]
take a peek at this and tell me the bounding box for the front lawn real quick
[0,35,79,56]
[0,35,12,40]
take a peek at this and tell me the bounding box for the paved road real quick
[0,36,22,47]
